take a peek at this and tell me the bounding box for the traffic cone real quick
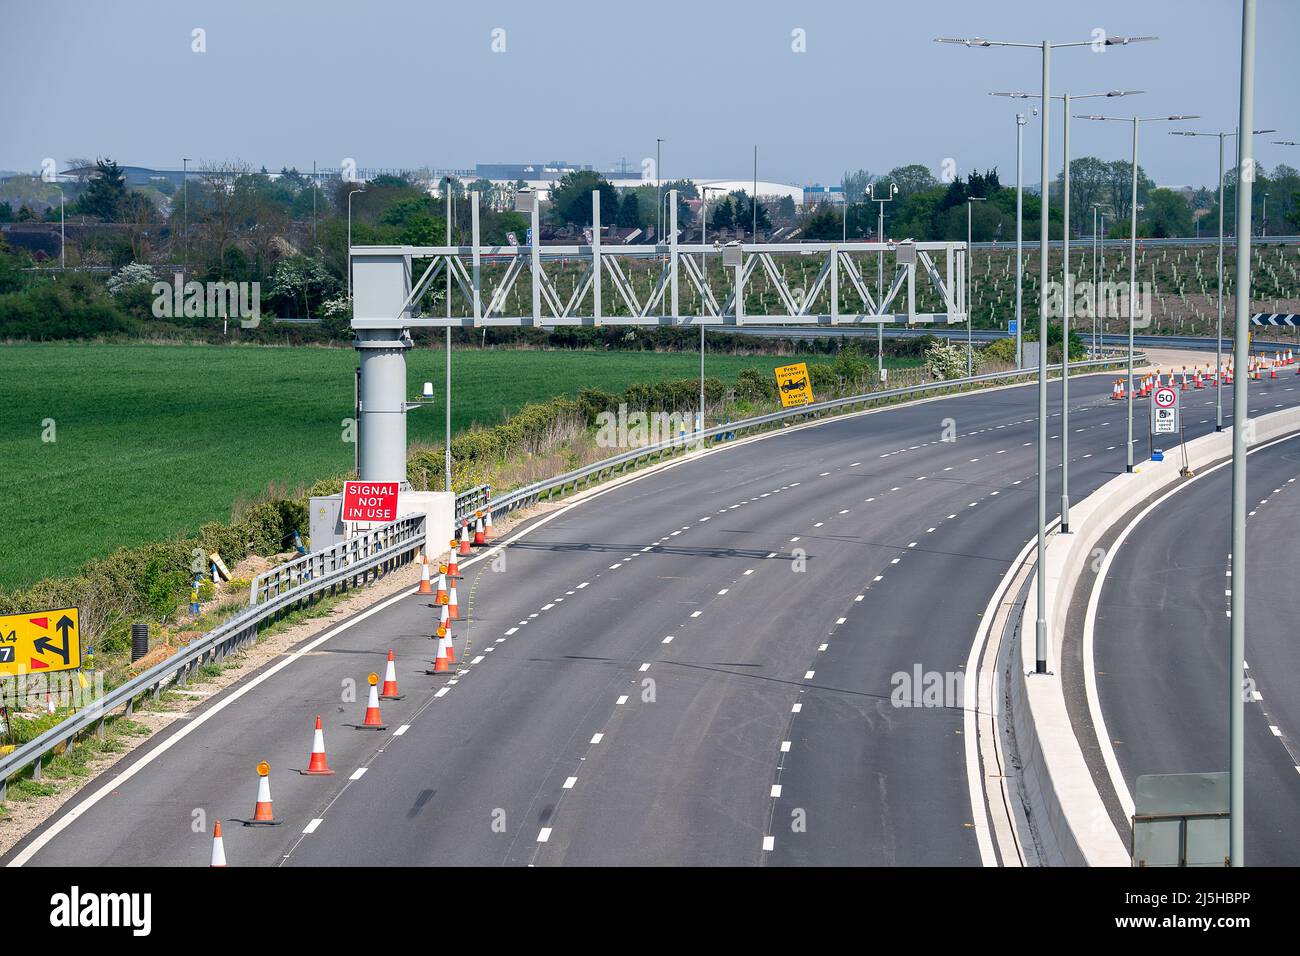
[447,577,459,620]
[380,649,404,700]
[447,543,459,580]
[439,609,456,664]
[435,565,448,605]
[484,507,495,541]
[210,820,227,867]
[428,626,452,674]
[1271,361,1278,379]
[459,520,472,555]
[247,761,280,825]
[418,556,433,595]
[359,673,386,730]
[1111,379,1121,400]
[303,715,334,775]
[473,512,486,546]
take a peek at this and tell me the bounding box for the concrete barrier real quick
[1009,403,1300,866]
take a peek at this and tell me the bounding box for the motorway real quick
[9,365,1300,867]
[1089,433,1300,866]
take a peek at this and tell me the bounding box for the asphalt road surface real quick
[1091,432,1300,866]
[11,367,1300,867]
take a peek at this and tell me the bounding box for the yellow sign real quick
[0,607,81,676]
[775,362,814,408]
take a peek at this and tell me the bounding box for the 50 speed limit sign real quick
[1150,384,1180,435]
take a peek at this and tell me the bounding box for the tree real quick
[799,204,842,240]
[75,158,129,220]
[617,191,642,228]
[709,198,734,232]
[548,171,617,227]
[1142,188,1193,238]
[729,190,770,238]
[885,164,939,200]
[842,169,875,203]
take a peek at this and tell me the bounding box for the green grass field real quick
[0,342,831,590]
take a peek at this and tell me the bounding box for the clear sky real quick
[2,0,1296,188]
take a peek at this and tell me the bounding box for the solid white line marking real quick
[303,818,323,834]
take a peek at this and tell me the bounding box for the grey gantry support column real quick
[351,249,414,485]
[592,191,602,323]
[669,189,679,320]
[471,190,482,324]
[531,201,542,322]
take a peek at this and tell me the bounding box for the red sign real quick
[342,481,400,523]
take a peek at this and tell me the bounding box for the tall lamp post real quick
[965,196,987,376]
[54,184,65,270]
[1227,0,1259,867]
[1092,203,1111,355]
[1170,127,1275,431]
[993,89,1141,533]
[182,157,190,272]
[346,187,364,301]
[937,31,1155,674]
[1079,112,1199,475]
[866,180,898,375]
[655,138,664,239]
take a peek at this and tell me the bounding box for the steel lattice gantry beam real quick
[348,189,971,484]
[351,190,971,330]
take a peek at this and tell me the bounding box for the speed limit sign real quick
[1150,385,1180,435]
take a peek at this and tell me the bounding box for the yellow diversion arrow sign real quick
[0,607,81,676]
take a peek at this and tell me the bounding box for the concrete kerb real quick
[1009,403,1300,866]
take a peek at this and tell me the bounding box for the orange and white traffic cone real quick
[447,541,459,580]
[473,512,486,546]
[435,565,449,605]
[484,507,495,541]
[359,673,387,730]
[428,626,452,674]
[418,556,433,594]
[380,649,404,700]
[447,577,459,620]
[248,761,280,825]
[302,715,334,775]
[210,820,228,867]
[459,520,472,555]
[1271,361,1278,379]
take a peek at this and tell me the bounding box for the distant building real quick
[803,184,845,206]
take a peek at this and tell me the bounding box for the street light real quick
[347,187,365,302]
[1079,112,1200,476]
[866,180,898,376]
[937,30,1155,674]
[655,138,664,239]
[1092,202,1111,356]
[966,196,987,376]
[1228,0,1259,868]
[182,157,190,271]
[1170,127,1275,431]
[54,184,65,270]
[992,89,1142,533]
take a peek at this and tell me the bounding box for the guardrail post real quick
[96,717,106,740]
[32,757,41,782]
[0,776,6,802]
